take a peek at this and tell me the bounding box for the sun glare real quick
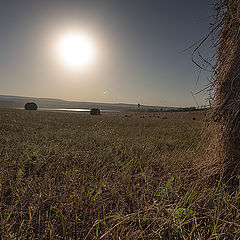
[57,32,95,68]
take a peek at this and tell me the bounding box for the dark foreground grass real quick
[0,109,239,239]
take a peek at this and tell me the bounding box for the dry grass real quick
[0,109,239,239]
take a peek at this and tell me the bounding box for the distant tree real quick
[24,102,38,111]
[189,107,196,111]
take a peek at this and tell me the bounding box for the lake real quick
[18,108,119,113]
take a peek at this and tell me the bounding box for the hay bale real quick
[24,102,38,111]
[207,0,240,184]
[90,108,100,115]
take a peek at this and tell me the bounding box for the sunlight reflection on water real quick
[18,107,119,113]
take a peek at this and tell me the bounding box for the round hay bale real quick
[204,0,240,185]
[24,102,38,111]
[90,108,100,115]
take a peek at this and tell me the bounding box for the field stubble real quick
[0,109,239,239]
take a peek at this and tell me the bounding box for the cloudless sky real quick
[0,0,215,107]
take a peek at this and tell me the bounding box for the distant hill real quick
[0,95,178,112]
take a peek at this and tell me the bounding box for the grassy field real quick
[0,109,239,239]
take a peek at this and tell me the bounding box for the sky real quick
[0,0,215,107]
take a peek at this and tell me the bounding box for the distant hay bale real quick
[206,0,240,184]
[90,108,100,115]
[24,102,38,111]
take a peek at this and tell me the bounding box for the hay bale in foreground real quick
[24,102,38,111]
[207,0,240,184]
[90,108,100,115]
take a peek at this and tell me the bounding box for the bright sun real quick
[57,32,95,68]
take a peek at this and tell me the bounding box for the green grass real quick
[0,109,239,239]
